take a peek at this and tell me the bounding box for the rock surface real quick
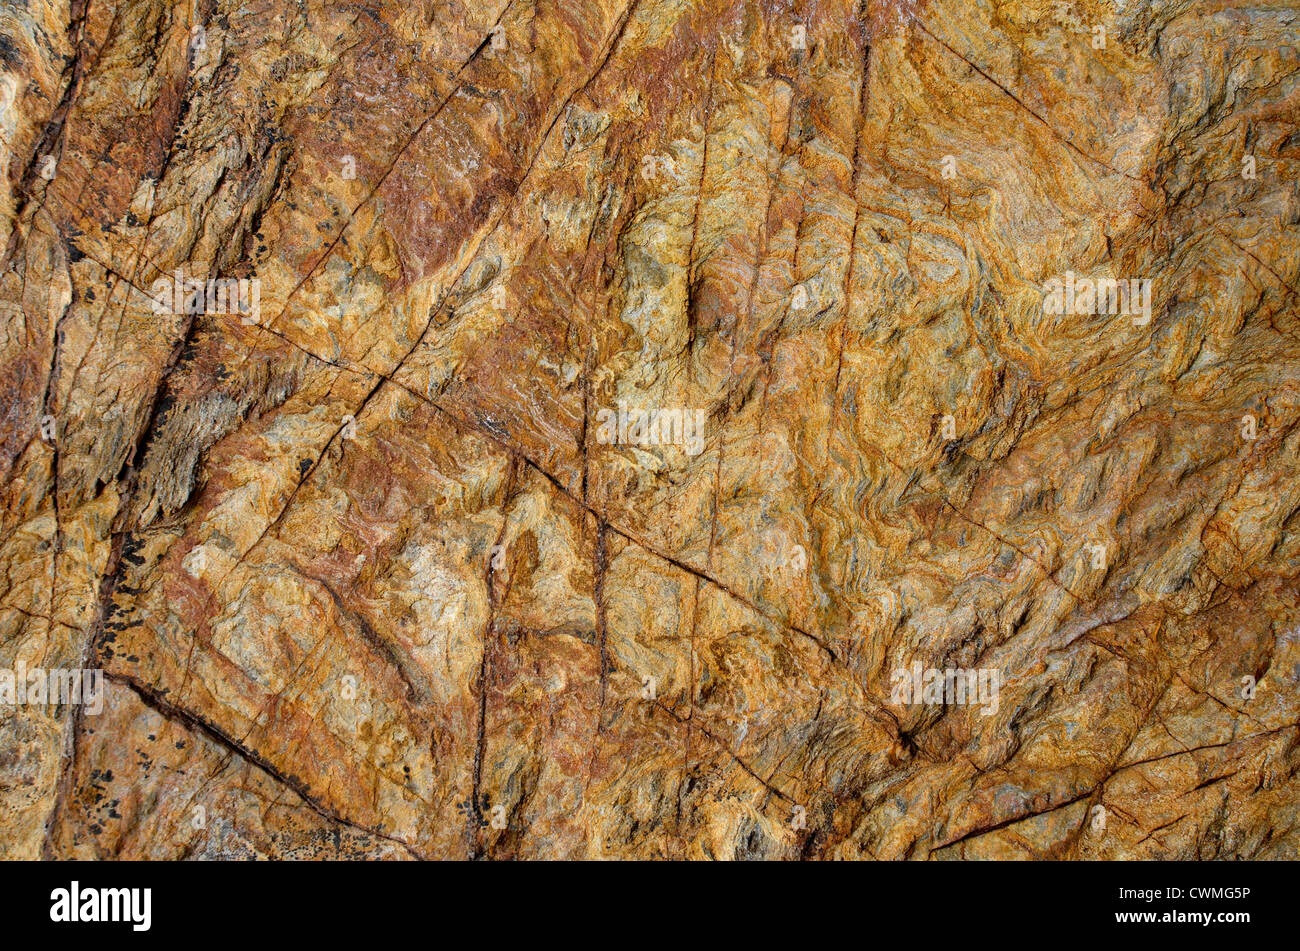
[1,0,1298,859]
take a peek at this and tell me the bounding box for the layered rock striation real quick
[0,0,1297,859]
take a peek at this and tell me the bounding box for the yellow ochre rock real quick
[0,0,1297,859]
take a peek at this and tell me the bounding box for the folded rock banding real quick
[0,0,1297,859]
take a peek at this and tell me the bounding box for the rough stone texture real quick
[1,0,1298,860]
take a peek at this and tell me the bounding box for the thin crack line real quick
[104,670,428,859]
[260,0,518,337]
[910,17,1142,183]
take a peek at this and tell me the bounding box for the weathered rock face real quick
[0,0,1297,860]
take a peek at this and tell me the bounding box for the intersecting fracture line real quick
[22,4,518,855]
[815,11,1176,611]
[25,180,1015,843]
[724,12,1097,631]
[254,0,519,341]
[223,312,903,808]
[18,0,637,759]
[31,298,448,847]
[39,1,1298,850]
[170,0,643,697]
[163,0,1194,798]
[7,0,246,850]
[105,669,431,860]
[187,12,1300,849]
[220,157,1294,707]
[90,0,647,855]
[244,323,901,685]
[837,235,1300,616]
[145,257,888,819]
[909,16,1143,184]
[59,0,768,848]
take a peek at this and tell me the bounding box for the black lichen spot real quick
[120,534,147,567]
[0,35,22,71]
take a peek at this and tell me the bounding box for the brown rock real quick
[1,0,1297,859]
